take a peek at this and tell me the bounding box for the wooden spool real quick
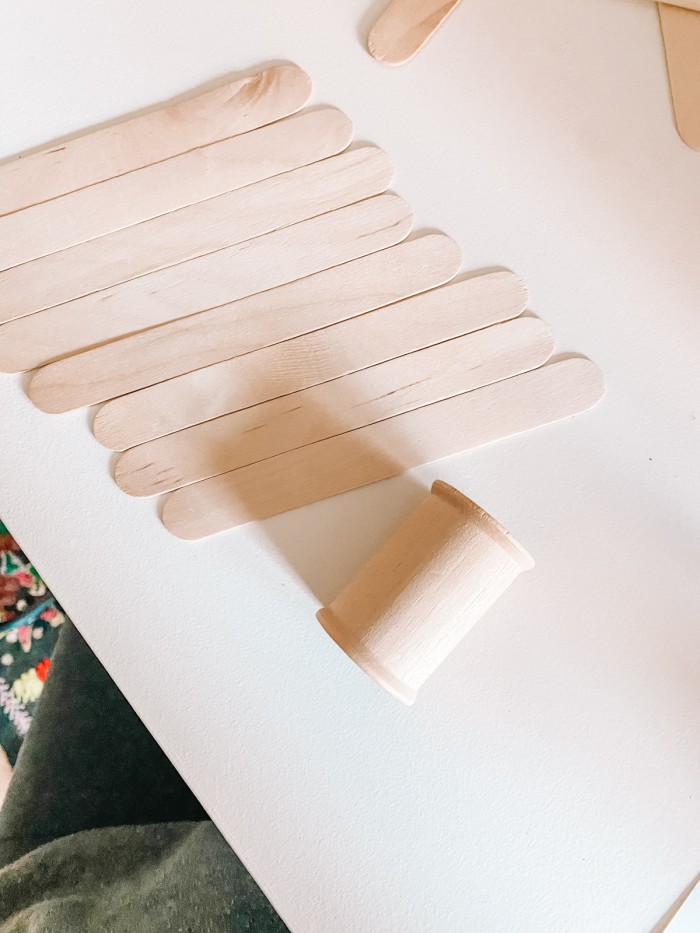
[316,480,534,705]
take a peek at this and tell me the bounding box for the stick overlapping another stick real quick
[161,360,605,540]
[0,108,353,271]
[91,270,525,448]
[114,317,555,497]
[0,64,313,215]
[0,62,605,539]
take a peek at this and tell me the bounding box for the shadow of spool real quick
[161,389,430,605]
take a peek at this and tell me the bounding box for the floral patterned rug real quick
[0,520,65,768]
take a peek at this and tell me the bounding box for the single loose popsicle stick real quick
[0,194,413,372]
[32,234,462,413]
[659,4,700,150]
[368,0,462,65]
[0,146,394,323]
[658,0,700,11]
[0,64,312,216]
[0,108,353,271]
[93,270,527,449]
[162,358,606,539]
[115,317,554,497]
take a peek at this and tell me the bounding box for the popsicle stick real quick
[93,270,527,450]
[162,358,606,539]
[0,64,312,216]
[0,108,353,272]
[368,0,462,65]
[0,146,394,324]
[659,4,700,150]
[116,317,554,497]
[31,234,462,414]
[0,194,413,373]
[658,0,700,11]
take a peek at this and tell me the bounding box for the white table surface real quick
[2,1,699,930]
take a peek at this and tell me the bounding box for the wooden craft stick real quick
[0,108,353,271]
[659,4,700,150]
[93,270,528,450]
[0,146,394,323]
[115,317,554,497]
[31,234,462,414]
[368,0,462,65]
[0,194,413,372]
[0,64,312,216]
[658,0,700,11]
[161,358,606,539]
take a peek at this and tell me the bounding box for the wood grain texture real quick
[93,270,527,450]
[368,0,462,65]
[0,63,312,216]
[32,234,462,414]
[0,146,394,324]
[317,481,534,704]
[161,358,606,539]
[0,108,353,271]
[114,317,554,497]
[659,4,700,150]
[0,194,413,373]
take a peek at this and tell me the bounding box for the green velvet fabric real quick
[0,621,288,932]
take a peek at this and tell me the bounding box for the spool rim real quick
[317,607,417,706]
[431,481,535,571]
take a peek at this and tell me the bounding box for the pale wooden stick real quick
[31,234,462,414]
[658,0,700,11]
[0,108,353,271]
[115,317,554,497]
[93,270,527,450]
[0,64,312,216]
[0,194,413,373]
[162,358,606,539]
[0,146,394,324]
[659,4,700,150]
[368,0,462,65]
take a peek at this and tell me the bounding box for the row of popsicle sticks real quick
[0,63,605,539]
